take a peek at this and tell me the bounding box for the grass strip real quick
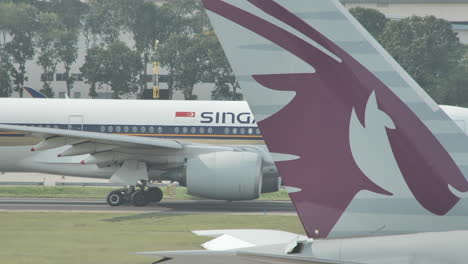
[0,212,303,264]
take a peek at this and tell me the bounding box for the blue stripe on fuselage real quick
[0,123,263,140]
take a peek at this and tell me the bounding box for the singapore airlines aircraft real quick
[0,98,281,206]
[13,86,467,210]
[139,0,468,263]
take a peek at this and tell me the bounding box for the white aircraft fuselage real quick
[1,98,466,178]
[0,98,266,179]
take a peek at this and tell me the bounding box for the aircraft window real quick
[158,127,163,134]
[208,127,213,134]
[100,126,105,132]
[240,128,245,134]
[232,127,238,134]
[132,126,138,133]
[256,128,260,135]
[224,127,230,134]
[174,127,179,133]
[45,124,50,128]
[124,126,129,133]
[141,126,146,133]
[54,125,59,129]
[199,127,205,134]
[183,127,188,134]
[116,126,121,133]
[248,128,253,134]
[149,127,154,133]
[108,126,113,133]
[191,127,196,134]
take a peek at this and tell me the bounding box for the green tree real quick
[3,3,38,97]
[163,0,210,35]
[79,45,102,98]
[0,2,15,47]
[49,0,87,30]
[56,28,79,97]
[158,34,179,99]
[128,1,172,97]
[379,16,463,101]
[206,33,242,100]
[158,0,212,99]
[80,41,142,98]
[159,33,213,100]
[439,47,468,106]
[84,0,129,45]
[349,7,389,39]
[51,0,86,97]
[35,12,61,97]
[0,3,13,97]
[0,49,14,97]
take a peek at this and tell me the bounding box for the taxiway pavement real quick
[0,198,295,214]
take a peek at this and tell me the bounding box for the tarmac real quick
[0,197,296,214]
[0,173,297,264]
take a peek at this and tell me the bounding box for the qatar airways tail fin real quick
[203,0,468,239]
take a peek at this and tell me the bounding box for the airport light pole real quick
[152,40,160,99]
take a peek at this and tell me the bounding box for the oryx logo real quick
[203,0,468,238]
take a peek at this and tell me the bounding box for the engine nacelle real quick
[185,151,263,201]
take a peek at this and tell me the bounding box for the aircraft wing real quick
[0,124,256,185]
[138,229,359,264]
[0,123,182,150]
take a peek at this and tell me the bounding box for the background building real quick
[18,32,213,100]
[15,0,468,99]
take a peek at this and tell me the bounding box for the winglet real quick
[23,87,47,98]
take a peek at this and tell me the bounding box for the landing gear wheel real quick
[146,187,163,203]
[106,190,124,206]
[131,190,148,206]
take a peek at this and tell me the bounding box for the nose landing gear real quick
[105,181,164,207]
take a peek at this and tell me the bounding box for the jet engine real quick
[184,151,263,201]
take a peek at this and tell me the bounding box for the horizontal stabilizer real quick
[137,250,361,264]
[138,230,326,264]
[193,229,308,250]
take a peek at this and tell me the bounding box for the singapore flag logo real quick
[175,111,196,123]
[175,112,195,117]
